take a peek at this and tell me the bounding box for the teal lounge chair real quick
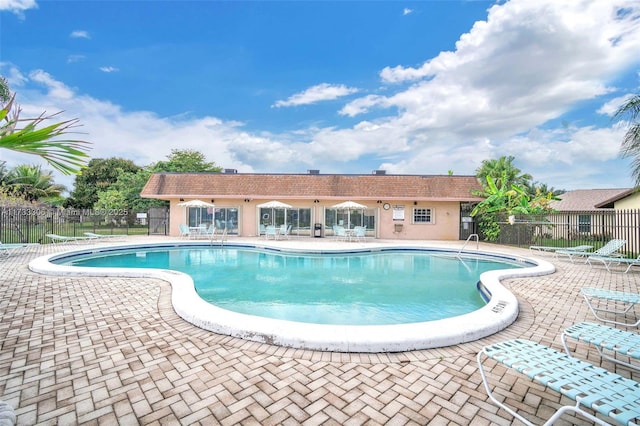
[477,339,640,425]
[581,287,640,327]
[588,254,640,273]
[0,242,39,257]
[529,244,593,256]
[555,238,626,262]
[562,321,640,371]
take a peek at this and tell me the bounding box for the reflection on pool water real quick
[31,242,554,352]
[56,247,524,325]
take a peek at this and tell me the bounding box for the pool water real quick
[58,246,524,326]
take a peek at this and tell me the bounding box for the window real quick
[578,214,591,233]
[413,208,433,224]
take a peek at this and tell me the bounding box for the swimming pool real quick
[29,241,555,352]
[51,246,525,325]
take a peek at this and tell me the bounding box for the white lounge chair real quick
[588,254,640,273]
[46,234,91,244]
[581,287,640,327]
[84,232,120,240]
[562,321,640,371]
[477,338,640,425]
[555,239,626,262]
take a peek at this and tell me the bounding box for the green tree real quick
[152,149,221,173]
[65,158,140,208]
[471,173,558,241]
[476,156,532,190]
[0,77,90,175]
[615,94,640,186]
[103,167,166,212]
[524,181,565,199]
[5,164,66,202]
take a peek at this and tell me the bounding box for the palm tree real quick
[6,164,66,202]
[0,77,91,175]
[523,181,565,199]
[475,156,532,190]
[615,94,640,186]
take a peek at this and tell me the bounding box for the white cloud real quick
[99,66,119,73]
[597,94,634,117]
[2,0,640,193]
[403,8,413,16]
[67,55,86,64]
[70,30,90,39]
[0,0,37,16]
[273,83,359,108]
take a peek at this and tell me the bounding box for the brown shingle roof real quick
[550,188,631,211]
[141,173,484,202]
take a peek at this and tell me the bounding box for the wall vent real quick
[308,169,320,175]
[224,169,238,174]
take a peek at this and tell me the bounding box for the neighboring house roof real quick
[550,188,632,211]
[594,188,638,208]
[141,173,484,202]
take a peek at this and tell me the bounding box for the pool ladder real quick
[457,234,479,258]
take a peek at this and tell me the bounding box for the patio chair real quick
[587,254,640,273]
[333,225,347,241]
[555,239,626,262]
[561,321,640,371]
[178,224,192,239]
[278,224,292,239]
[477,338,640,426]
[264,225,278,240]
[201,224,216,239]
[581,287,640,327]
[352,226,367,242]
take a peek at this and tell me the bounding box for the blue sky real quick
[1,0,640,192]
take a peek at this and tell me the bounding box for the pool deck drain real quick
[0,236,638,424]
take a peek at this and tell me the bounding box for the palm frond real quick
[0,105,91,175]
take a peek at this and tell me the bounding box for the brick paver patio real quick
[0,237,638,425]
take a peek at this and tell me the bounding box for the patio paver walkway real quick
[0,237,638,425]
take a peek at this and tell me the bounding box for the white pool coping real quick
[29,241,555,353]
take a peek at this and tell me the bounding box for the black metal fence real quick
[491,210,640,256]
[0,207,169,244]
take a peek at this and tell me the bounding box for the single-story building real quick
[140,171,484,240]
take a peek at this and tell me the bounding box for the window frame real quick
[413,207,434,224]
